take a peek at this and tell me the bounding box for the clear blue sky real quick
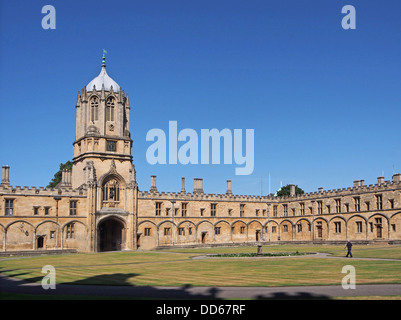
[0,0,400,195]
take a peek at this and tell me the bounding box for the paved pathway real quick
[312,252,401,262]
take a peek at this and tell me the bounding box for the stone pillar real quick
[1,165,10,186]
[267,203,271,242]
[193,178,204,194]
[150,175,157,193]
[311,200,316,241]
[257,243,263,256]
[181,177,186,193]
[226,180,232,195]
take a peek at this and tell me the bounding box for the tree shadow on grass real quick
[0,271,223,300]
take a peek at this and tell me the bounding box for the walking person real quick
[344,240,353,258]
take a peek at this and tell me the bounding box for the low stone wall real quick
[0,249,77,257]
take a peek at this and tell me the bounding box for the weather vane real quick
[102,49,108,66]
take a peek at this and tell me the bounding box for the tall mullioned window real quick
[240,204,245,217]
[334,222,342,233]
[300,203,305,215]
[317,201,323,214]
[181,203,187,217]
[106,97,115,121]
[354,197,361,212]
[376,195,383,210]
[70,201,77,216]
[356,221,363,233]
[335,199,341,213]
[5,199,14,216]
[211,203,217,217]
[283,204,288,216]
[90,96,99,122]
[66,223,75,239]
[155,202,162,216]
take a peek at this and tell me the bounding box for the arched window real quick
[106,97,115,121]
[102,178,120,202]
[90,96,99,122]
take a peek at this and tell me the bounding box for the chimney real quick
[181,177,186,193]
[377,176,385,185]
[226,180,232,195]
[193,178,204,194]
[392,173,401,183]
[150,175,157,193]
[318,187,323,193]
[353,180,360,188]
[1,165,10,186]
[290,184,296,197]
[60,169,72,187]
[360,180,365,187]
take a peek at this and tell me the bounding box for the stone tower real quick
[72,54,135,189]
[71,53,138,251]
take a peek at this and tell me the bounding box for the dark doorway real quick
[317,226,323,238]
[377,225,382,238]
[201,232,207,244]
[98,218,125,252]
[137,234,141,249]
[37,236,44,249]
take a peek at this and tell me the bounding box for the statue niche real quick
[102,178,121,208]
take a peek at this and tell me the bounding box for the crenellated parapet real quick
[0,184,86,197]
[275,174,401,203]
[139,190,274,203]
[140,174,401,208]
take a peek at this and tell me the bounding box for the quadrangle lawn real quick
[1,244,400,287]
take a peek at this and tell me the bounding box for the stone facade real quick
[1,62,400,253]
[135,175,401,250]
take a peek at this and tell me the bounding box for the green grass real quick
[164,243,401,259]
[1,244,401,288]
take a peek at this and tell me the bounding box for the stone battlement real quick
[0,184,86,197]
[139,190,274,202]
[277,177,401,202]
[140,173,401,204]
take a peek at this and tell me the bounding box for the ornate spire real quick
[86,49,120,92]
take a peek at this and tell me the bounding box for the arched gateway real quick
[98,217,126,252]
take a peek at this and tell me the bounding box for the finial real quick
[102,49,107,67]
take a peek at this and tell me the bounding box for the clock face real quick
[106,141,117,152]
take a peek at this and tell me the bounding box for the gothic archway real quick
[98,217,126,252]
